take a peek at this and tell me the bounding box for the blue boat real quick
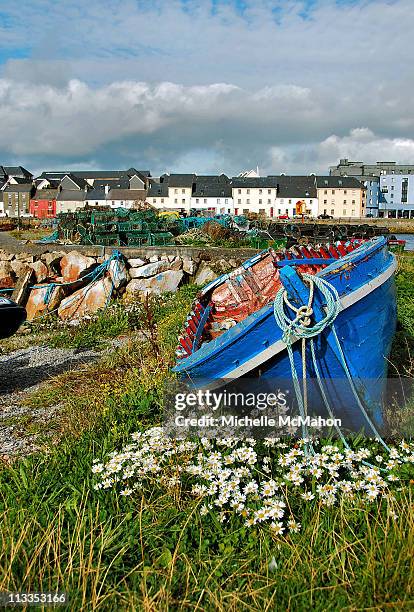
[173,237,397,433]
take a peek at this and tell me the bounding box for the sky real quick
[0,0,414,176]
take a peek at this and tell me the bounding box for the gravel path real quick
[0,345,102,458]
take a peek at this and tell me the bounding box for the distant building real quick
[168,174,195,213]
[330,158,414,178]
[231,176,278,216]
[191,175,233,214]
[2,183,34,217]
[148,176,169,209]
[378,174,414,218]
[107,189,147,209]
[30,189,58,219]
[316,176,366,218]
[56,190,87,214]
[271,175,318,217]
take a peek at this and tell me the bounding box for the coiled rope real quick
[273,272,389,455]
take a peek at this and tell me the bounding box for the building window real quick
[267,199,271,204]
[343,200,347,204]
[323,199,327,204]
[278,209,281,215]
[161,198,164,204]
[288,199,292,204]
[344,190,347,194]
[352,209,355,215]
[195,198,199,204]
[259,189,262,194]
[352,200,356,204]
[182,199,185,204]
[238,189,241,194]
[204,199,207,204]
[243,209,249,214]
[182,189,185,194]
[217,198,220,204]
[268,189,271,194]
[259,199,262,204]
[324,190,327,195]
[331,209,334,215]
[153,199,156,204]
[174,189,178,194]
[246,189,250,194]
[332,190,335,195]
[225,198,228,204]
[174,198,178,204]
[246,199,250,204]
[343,209,346,215]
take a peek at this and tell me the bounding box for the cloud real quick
[0,1,413,174]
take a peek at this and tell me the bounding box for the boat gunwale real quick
[174,236,394,374]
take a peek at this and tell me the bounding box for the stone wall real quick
[0,247,254,321]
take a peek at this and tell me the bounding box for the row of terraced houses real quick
[1,160,414,220]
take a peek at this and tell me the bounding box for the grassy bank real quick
[0,265,414,610]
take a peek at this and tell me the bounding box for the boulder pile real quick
[0,249,243,322]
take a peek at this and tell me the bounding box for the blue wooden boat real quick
[173,237,397,433]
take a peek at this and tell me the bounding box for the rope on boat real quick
[273,273,390,454]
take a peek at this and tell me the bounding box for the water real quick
[395,234,414,251]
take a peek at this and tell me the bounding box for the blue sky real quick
[0,0,413,176]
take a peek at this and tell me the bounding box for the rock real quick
[60,251,96,283]
[30,260,49,283]
[0,250,14,261]
[58,277,113,320]
[14,252,34,263]
[26,284,66,321]
[41,251,64,271]
[126,270,184,295]
[0,261,15,289]
[182,257,196,275]
[194,262,219,286]
[12,269,34,305]
[170,256,182,271]
[108,258,129,289]
[128,258,146,268]
[129,260,170,279]
[149,255,159,262]
[10,259,31,278]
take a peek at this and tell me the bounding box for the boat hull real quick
[174,237,397,432]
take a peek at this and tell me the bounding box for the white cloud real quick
[0,1,414,173]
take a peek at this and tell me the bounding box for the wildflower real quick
[270,522,285,535]
[120,488,132,496]
[287,519,301,533]
[301,492,315,501]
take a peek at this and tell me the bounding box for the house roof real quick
[148,180,168,197]
[2,166,32,179]
[315,176,365,189]
[85,188,107,201]
[271,175,317,198]
[3,184,33,193]
[57,190,87,202]
[11,177,31,185]
[61,174,88,189]
[192,181,232,198]
[168,174,195,188]
[108,189,146,201]
[92,178,129,189]
[231,176,279,188]
[33,189,58,200]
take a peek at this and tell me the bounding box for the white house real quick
[231,177,279,216]
[273,176,319,218]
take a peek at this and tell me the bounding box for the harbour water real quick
[396,234,414,250]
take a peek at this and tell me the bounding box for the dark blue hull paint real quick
[174,237,397,430]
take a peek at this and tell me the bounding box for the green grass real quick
[0,269,413,610]
[9,228,52,241]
